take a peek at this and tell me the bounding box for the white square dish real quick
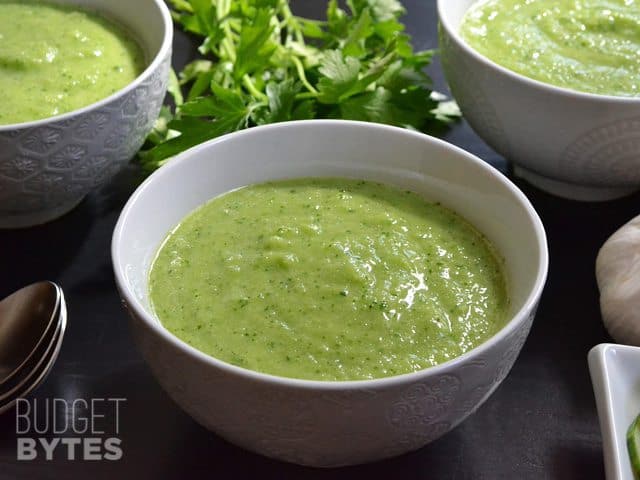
[589,343,640,480]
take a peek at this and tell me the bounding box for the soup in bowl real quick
[112,120,548,467]
[439,0,640,201]
[0,0,172,228]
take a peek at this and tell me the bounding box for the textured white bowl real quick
[0,0,172,228]
[589,344,640,480]
[438,0,640,202]
[112,120,548,467]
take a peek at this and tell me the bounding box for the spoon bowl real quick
[0,291,67,415]
[0,281,60,386]
[0,283,67,414]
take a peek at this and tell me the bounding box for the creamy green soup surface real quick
[459,0,640,97]
[0,1,145,124]
[149,178,509,381]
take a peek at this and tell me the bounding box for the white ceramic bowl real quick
[112,120,549,467]
[438,0,640,202]
[0,0,172,228]
[589,343,640,480]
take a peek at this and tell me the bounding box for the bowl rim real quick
[112,119,549,390]
[437,0,640,104]
[0,0,173,132]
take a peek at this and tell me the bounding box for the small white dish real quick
[588,343,640,479]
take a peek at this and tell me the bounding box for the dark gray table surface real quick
[2,1,639,478]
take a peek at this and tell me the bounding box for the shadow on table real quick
[516,180,640,403]
[0,162,146,300]
[0,199,94,298]
[550,443,605,480]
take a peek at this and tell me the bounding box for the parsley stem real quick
[280,2,304,45]
[291,56,318,95]
[295,91,318,100]
[221,38,235,62]
[218,0,236,62]
[242,75,268,101]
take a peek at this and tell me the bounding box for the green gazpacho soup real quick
[0,1,145,125]
[149,178,509,381]
[459,0,640,97]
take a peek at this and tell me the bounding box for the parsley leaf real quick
[234,8,277,80]
[317,50,362,104]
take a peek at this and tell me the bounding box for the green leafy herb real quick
[138,0,459,171]
[629,413,640,479]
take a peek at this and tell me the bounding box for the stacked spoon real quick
[0,281,67,414]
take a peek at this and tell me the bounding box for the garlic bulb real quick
[596,214,640,346]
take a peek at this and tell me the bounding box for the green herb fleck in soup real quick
[149,178,509,381]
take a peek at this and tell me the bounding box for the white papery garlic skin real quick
[596,214,640,346]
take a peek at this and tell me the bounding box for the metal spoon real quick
[0,292,67,413]
[0,284,67,414]
[0,281,60,386]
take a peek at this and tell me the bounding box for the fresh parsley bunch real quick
[139,0,459,170]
